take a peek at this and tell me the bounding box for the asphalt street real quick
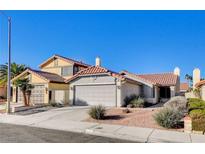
[0,123,135,143]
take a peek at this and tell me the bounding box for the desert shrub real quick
[130,97,145,108]
[188,98,205,111]
[88,105,106,120]
[164,96,187,112]
[189,109,205,118]
[123,94,138,107]
[154,108,184,128]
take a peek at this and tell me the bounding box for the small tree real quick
[14,78,34,106]
[185,74,193,88]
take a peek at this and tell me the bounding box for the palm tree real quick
[14,78,34,106]
[185,74,193,88]
[0,62,26,86]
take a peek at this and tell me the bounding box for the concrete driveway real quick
[0,106,91,126]
[28,106,91,122]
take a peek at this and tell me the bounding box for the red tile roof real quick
[136,73,178,86]
[66,66,124,83]
[121,71,178,86]
[195,80,205,88]
[180,83,189,91]
[29,68,66,83]
[12,68,66,83]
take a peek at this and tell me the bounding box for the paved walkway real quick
[0,107,205,143]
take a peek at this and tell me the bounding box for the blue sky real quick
[1,10,205,81]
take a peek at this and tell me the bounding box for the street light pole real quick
[6,17,11,114]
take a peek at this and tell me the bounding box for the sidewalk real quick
[0,113,205,143]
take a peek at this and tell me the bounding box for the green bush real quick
[88,105,106,120]
[154,108,184,128]
[124,94,138,107]
[130,97,145,108]
[189,109,205,118]
[188,98,205,110]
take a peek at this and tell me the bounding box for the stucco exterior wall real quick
[69,75,116,86]
[48,83,69,90]
[121,82,141,106]
[41,58,74,79]
[142,85,154,98]
[48,83,69,104]
[144,86,159,104]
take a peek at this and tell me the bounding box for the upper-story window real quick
[74,66,79,74]
[61,66,73,76]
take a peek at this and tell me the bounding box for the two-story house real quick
[11,54,89,105]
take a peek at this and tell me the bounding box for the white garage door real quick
[18,85,44,104]
[74,85,116,106]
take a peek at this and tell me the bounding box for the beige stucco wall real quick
[48,83,69,104]
[12,72,48,103]
[41,58,74,79]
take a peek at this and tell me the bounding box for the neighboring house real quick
[185,68,202,99]
[11,54,89,105]
[180,82,189,95]
[120,68,180,104]
[193,68,205,100]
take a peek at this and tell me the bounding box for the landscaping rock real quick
[164,96,188,111]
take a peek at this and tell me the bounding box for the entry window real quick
[74,66,79,74]
[160,87,171,98]
[61,66,73,76]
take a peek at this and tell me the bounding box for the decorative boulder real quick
[164,96,188,112]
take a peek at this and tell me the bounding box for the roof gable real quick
[39,54,90,69]
[66,66,126,83]
[12,68,66,83]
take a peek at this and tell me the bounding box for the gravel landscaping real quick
[86,107,184,131]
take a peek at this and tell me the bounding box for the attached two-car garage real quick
[74,85,117,106]
[68,66,141,107]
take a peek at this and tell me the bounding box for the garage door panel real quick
[74,85,116,106]
[18,85,44,104]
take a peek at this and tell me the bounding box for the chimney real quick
[95,57,101,67]
[174,67,180,76]
[193,68,201,89]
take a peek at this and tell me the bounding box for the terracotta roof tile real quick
[195,80,205,88]
[66,66,123,83]
[180,83,189,91]
[121,71,178,86]
[136,73,178,86]
[28,68,66,83]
